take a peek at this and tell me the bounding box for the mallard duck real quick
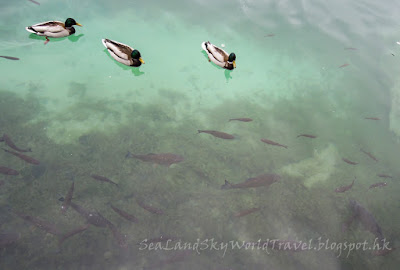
[101,39,145,67]
[201,41,236,70]
[26,18,82,44]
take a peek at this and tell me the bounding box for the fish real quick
[1,134,32,152]
[347,200,384,244]
[70,202,112,228]
[198,130,235,139]
[2,148,40,165]
[296,134,317,139]
[107,223,128,249]
[27,0,40,5]
[0,232,20,247]
[360,149,378,162]
[342,214,356,233]
[61,182,74,214]
[335,178,355,193]
[339,63,349,68]
[90,174,118,187]
[234,207,260,218]
[110,204,138,223]
[260,138,288,148]
[221,173,280,189]
[365,117,380,120]
[126,152,184,167]
[136,199,164,215]
[0,55,19,60]
[377,174,392,179]
[342,158,358,165]
[0,166,19,175]
[369,182,387,189]
[70,203,126,248]
[58,224,90,246]
[228,118,253,122]
[15,212,61,235]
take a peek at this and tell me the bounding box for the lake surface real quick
[0,0,399,269]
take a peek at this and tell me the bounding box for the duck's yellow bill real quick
[139,58,145,64]
[76,23,82,27]
[233,60,236,68]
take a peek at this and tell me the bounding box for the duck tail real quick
[25,26,37,34]
[201,41,208,51]
[101,39,108,48]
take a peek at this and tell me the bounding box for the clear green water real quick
[1,0,400,269]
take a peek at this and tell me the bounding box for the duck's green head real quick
[131,49,145,64]
[228,53,236,68]
[65,18,82,27]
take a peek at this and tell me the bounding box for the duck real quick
[201,41,236,70]
[26,18,82,43]
[101,39,145,67]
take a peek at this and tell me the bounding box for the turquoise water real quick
[1,0,400,269]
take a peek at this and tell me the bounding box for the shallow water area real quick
[1,0,400,269]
